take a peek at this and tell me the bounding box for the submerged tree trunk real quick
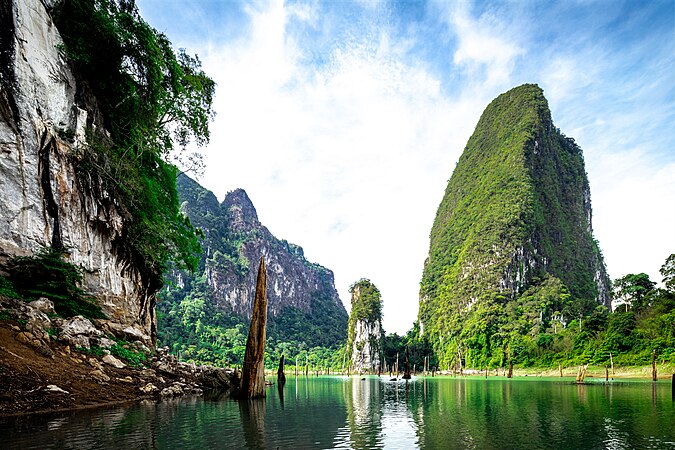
[396,352,399,379]
[609,352,614,375]
[402,347,411,379]
[652,349,657,381]
[277,353,286,385]
[240,257,268,399]
[507,360,513,379]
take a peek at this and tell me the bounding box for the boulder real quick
[90,369,110,383]
[140,383,158,394]
[88,357,104,371]
[160,383,184,398]
[97,337,117,349]
[44,385,69,394]
[197,366,237,390]
[28,298,55,315]
[139,368,156,378]
[102,354,125,369]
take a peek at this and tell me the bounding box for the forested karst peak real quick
[160,175,348,364]
[418,83,610,369]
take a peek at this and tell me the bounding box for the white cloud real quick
[140,0,675,331]
[194,0,476,333]
[445,2,524,89]
[588,148,675,286]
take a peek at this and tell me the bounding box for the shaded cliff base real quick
[0,297,239,417]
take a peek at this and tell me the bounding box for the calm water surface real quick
[2,376,674,449]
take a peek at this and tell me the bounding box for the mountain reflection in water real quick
[2,376,674,449]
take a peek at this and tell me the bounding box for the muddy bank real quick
[0,297,238,417]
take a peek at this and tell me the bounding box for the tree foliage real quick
[346,279,384,369]
[5,247,105,319]
[661,253,675,292]
[613,273,657,312]
[52,0,214,289]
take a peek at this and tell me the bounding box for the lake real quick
[2,375,674,449]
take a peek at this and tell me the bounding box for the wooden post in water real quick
[576,364,588,383]
[671,373,674,401]
[609,352,615,375]
[485,366,488,378]
[559,363,563,378]
[295,355,299,376]
[403,347,411,379]
[652,349,657,382]
[239,257,268,399]
[277,353,286,386]
[507,360,513,379]
[396,352,399,379]
[605,365,608,382]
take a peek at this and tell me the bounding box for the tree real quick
[53,0,215,283]
[660,253,675,292]
[613,273,656,312]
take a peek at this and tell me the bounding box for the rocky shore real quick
[0,296,238,416]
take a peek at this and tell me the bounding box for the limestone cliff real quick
[0,0,155,343]
[159,174,348,348]
[419,84,610,366]
[347,279,384,373]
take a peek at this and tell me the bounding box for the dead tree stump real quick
[240,257,268,399]
[277,353,286,386]
[402,347,411,379]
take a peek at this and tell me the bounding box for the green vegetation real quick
[4,247,104,319]
[158,272,346,370]
[346,279,384,368]
[52,0,214,289]
[0,276,19,299]
[415,255,674,371]
[80,339,149,368]
[419,84,610,369]
[156,174,347,369]
[383,321,435,372]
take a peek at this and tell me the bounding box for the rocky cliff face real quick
[0,0,155,343]
[347,279,384,373]
[163,174,348,347]
[419,84,610,364]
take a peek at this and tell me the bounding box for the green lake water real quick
[2,376,674,449]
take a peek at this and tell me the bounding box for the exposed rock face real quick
[0,0,155,342]
[347,279,384,373]
[418,84,610,362]
[163,174,348,347]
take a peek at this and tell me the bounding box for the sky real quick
[136,0,675,334]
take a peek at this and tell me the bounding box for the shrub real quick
[7,247,105,319]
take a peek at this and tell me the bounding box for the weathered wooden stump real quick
[277,353,286,386]
[239,257,268,399]
[402,347,411,379]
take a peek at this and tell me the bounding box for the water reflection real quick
[239,399,265,449]
[1,377,674,449]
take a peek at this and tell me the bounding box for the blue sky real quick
[137,0,675,334]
